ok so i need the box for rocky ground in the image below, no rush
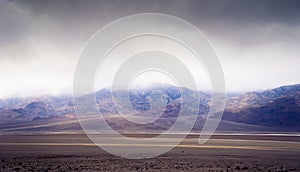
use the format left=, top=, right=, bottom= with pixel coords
left=0, top=134, right=299, bottom=172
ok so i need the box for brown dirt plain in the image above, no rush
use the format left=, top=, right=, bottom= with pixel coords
left=0, top=134, right=299, bottom=172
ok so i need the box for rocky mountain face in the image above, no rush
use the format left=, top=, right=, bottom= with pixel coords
left=0, top=97, right=74, bottom=124
left=224, top=97, right=300, bottom=128
left=223, top=85, right=300, bottom=129
left=95, top=85, right=210, bottom=117
left=0, top=84, right=299, bottom=131
left=225, top=85, right=300, bottom=110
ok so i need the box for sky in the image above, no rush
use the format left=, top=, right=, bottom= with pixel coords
left=0, top=0, right=300, bottom=97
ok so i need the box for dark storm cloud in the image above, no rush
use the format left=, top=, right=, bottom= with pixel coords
left=2, top=0, right=299, bottom=47
left=12, top=0, right=300, bottom=24
left=0, top=0, right=300, bottom=96
left=0, top=1, right=30, bottom=46
left=3, top=0, right=299, bottom=50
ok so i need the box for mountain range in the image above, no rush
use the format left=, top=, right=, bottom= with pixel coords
left=0, top=84, right=299, bottom=133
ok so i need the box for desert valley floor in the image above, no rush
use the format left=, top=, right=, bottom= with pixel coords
left=0, top=134, right=299, bottom=172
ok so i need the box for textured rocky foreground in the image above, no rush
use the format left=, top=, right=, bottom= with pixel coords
left=0, top=134, right=299, bottom=172
left=0, top=154, right=298, bottom=172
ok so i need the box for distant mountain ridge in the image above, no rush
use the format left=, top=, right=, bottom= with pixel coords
left=223, top=84, right=300, bottom=129
left=226, top=84, right=300, bottom=111
left=0, top=84, right=299, bottom=132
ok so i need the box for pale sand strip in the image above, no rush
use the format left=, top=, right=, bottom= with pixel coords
left=0, top=141, right=299, bottom=151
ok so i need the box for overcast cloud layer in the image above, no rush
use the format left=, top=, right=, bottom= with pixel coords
left=0, top=0, right=300, bottom=97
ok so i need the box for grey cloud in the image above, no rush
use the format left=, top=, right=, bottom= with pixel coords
left=0, top=0, right=299, bottom=96
left=0, top=1, right=31, bottom=46
left=7, top=0, right=300, bottom=50
left=12, top=0, right=300, bottom=24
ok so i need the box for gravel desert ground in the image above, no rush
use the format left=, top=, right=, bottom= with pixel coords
left=0, top=134, right=299, bottom=172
